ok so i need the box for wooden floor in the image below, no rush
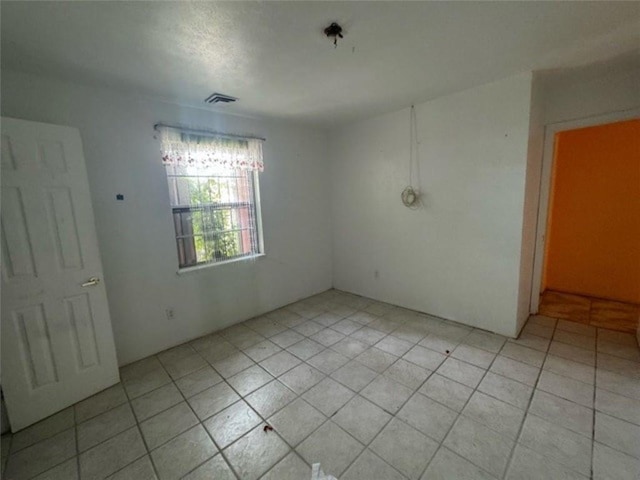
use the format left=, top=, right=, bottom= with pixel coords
left=538, top=290, right=640, bottom=334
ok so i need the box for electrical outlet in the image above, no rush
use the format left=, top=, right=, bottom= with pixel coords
left=165, top=308, right=174, bottom=320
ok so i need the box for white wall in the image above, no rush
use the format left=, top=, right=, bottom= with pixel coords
left=516, top=74, right=545, bottom=334
left=1, top=70, right=332, bottom=366
left=542, top=62, right=640, bottom=124
left=329, top=73, right=533, bottom=337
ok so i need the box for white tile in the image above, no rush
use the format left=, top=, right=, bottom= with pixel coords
left=5, top=429, right=76, bottom=480
left=519, top=414, right=592, bottom=476
left=490, top=356, right=539, bottom=386
left=522, top=322, right=555, bottom=340
left=444, top=416, right=513, bottom=478
left=198, top=342, right=238, bottom=364
left=182, top=454, right=235, bottom=480
left=157, top=344, right=195, bottom=365
left=548, top=341, right=595, bottom=366
left=302, top=377, right=355, bottom=416
left=203, top=400, right=261, bottom=448
left=163, top=353, right=208, bottom=380
left=278, top=363, right=326, bottom=394
left=122, top=367, right=172, bottom=399
left=398, top=393, right=457, bottom=442
left=597, top=369, right=640, bottom=400
left=268, top=398, right=326, bottom=446
left=131, top=383, right=183, bottom=422
left=270, top=330, right=305, bottom=349
left=260, top=350, right=302, bottom=376
left=330, top=337, right=369, bottom=358
left=210, top=351, right=255, bottom=378
left=342, top=449, right=407, bottom=480
left=189, top=333, right=225, bottom=353
left=554, top=330, right=596, bottom=351
left=597, top=353, right=640, bottom=379
left=243, top=340, right=282, bottom=362
left=437, top=357, right=485, bottom=388
left=106, top=456, right=155, bottom=480
left=245, top=380, right=297, bottom=418
left=297, top=422, right=364, bottom=478
left=332, top=318, right=363, bottom=335
left=537, top=370, right=594, bottom=407
left=370, top=419, right=438, bottom=479
left=174, top=367, right=222, bottom=398
left=598, top=341, right=640, bottom=363
left=451, top=344, right=495, bottom=369
left=506, top=444, right=588, bottom=480
left=529, top=390, right=593, bottom=437
left=80, top=427, right=146, bottom=480
left=227, top=364, right=273, bottom=396
left=361, top=375, right=413, bottom=414
left=355, top=347, right=398, bottom=373
left=391, top=323, right=429, bottom=344
left=75, top=384, right=128, bottom=423
left=598, top=330, right=637, bottom=347
left=596, top=388, right=640, bottom=425
left=556, top=320, right=595, bottom=337
left=375, top=336, right=413, bottom=356
left=462, top=391, right=525, bottom=439
left=308, top=349, right=349, bottom=374
left=509, top=333, right=550, bottom=353
left=350, top=327, right=386, bottom=345
left=333, top=396, right=392, bottom=444
left=120, top=356, right=163, bottom=382
left=10, top=407, right=74, bottom=453
left=477, top=372, right=532, bottom=410
left=331, top=360, right=378, bottom=391
left=463, top=331, right=506, bottom=353
left=286, top=338, right=325, bottom=360
left=140, top=402, right=198, bottom=450
left=311, top=328, right=346, bottom=347
left=403, top=345, right=447, bottom=370
left=224, top=425, right=290, bottom=480
left=187, top=382, right=240, bottom=421
left=544, top=354, right=594, bottom=385
left=383, top=358, right=431, bottom=390
left=261, top=452, right=311, bottom=480
left=293, top=320, right=325, bottom=337
left=228, top=330, right=266, bottom=350
left=419, top=374, right=473, bottom=412
left=419, top=334, right=459, bottom=355
left=32, top=458, right=78, bottom=480
left=313, top=312, right=343, bottom=327
left=528, top=315, right=557, bottom=329
left=422, top=447, right=496, bottom=480
left=595, top=412, right=640, bottom=459
left=500, top=342, right=545, bottom=367
left=593, top=442, right=640, bottom=480
left=151, top=425, right=217, bottom=480
left=248, top=318, right=288, bottom=338
left=78, top=403, right=136, bottom=452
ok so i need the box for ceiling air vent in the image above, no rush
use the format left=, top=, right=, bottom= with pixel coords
left=204, top=93, right=237, bottom=104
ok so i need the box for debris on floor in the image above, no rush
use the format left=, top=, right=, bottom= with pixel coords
left=263, top=424, right=274, bottom=433
left=311, top=463, right=338, bottom=480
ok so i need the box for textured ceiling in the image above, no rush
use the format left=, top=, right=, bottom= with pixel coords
left=1, top=1, right=639, bottom=127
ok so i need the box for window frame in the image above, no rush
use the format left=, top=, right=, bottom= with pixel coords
left=167, top=167, right=265, bottom=274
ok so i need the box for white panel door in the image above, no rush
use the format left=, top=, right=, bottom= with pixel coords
left=1, top=117, right=119, bottom=431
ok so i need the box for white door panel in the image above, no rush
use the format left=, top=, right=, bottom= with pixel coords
left=1, top=117, right=119, bottom=431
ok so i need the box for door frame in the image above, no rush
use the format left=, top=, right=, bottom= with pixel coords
left=529, top=107, right=640, bottom=313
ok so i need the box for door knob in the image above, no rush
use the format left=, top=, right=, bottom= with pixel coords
left=81, top=276, right=100, bottom=287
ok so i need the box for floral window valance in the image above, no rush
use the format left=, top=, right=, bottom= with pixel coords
left=159, top=126, right=264, bottom=172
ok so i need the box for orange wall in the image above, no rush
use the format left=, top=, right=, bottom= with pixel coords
left=543, top=119, right=640, bottom=303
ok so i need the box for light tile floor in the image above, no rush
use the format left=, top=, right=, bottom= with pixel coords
left=2, top=289, right=639, bottom=480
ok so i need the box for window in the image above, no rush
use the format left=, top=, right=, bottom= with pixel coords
left=159, top=126, right=264, bottom=269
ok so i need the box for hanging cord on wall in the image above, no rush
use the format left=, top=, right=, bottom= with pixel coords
left=402, top=105, right=421, bottom=208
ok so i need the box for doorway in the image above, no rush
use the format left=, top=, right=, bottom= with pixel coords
left=531, top=112, right=640, bottom=333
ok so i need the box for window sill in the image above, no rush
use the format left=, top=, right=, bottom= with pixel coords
left=176, top=253, right=265, bottom=275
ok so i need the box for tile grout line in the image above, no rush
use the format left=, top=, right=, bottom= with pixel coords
left=499, top=316, right=557, bottom=480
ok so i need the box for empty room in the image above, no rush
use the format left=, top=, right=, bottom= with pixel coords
left=1, top=1, right=639, bottom=479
